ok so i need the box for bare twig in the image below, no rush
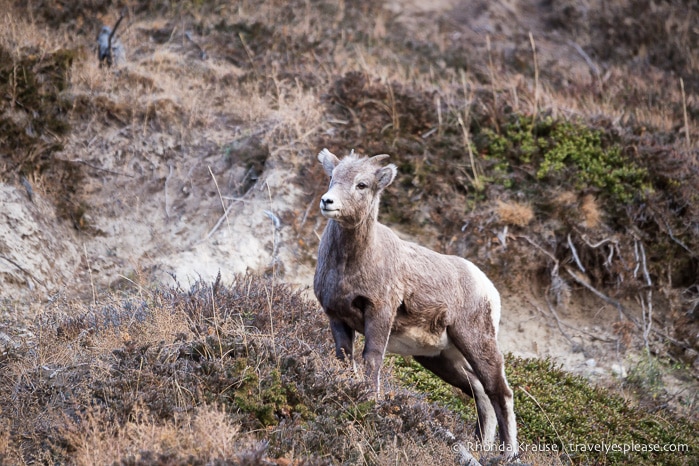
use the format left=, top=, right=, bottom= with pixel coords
left=184, top=31, right=207, bottom=59
left=204, top=199, right=243, bottom=241
left=20, top=176, right=34, bottom=203
left=100, top=9, right=126, bottom=68
left=537, top=298, right=577, bottom=348
left=681, top=77, right=691, bottom=148
left=636, top=240, right=653, bottom=356
left=107, top=13, right=125, bottom=65
left=0, top=254, right=46, bottom=288
left=164, top=163, right=173, bottom=219
left=565, top=266, right=636, bottom=324
left=577, top=233, right=616, bottom=249
left=519, top=387, right=572, bottom=463
left=435, top=93, right=442, bottom=138
left=658, top=216, right=695, bottom=256
left=565, top=266, right=690, bottom=349
left=458, top=70, right=482, bottom=191
left=67, top=159, right=134, bottom=178
left=208, top=166, right=231, bottom=235
left=529, top=32, right=539, bottom=122
left=577, top=232, right=618, bottom=267
left=486, top=35, right=498, bottom=114
left=516, top=235, right=558, bottom=267
left=238, top=32, right=257, bottom=74
left=83, top=244, right=96, bottom=306
left=567, top=40, right=600, bottom=78
left=567, top=233, right=585, bottom=273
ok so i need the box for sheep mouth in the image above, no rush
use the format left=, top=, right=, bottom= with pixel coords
left=320, top=207, right=340, bottom=218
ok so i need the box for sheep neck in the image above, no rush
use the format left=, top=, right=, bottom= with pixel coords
left=327, top=214, right=377, bottom=262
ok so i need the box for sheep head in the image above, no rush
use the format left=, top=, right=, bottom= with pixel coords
left=317, top=148, right=397, bottom=227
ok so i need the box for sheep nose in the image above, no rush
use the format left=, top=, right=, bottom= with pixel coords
left=321, top=197, right=333, bottom=206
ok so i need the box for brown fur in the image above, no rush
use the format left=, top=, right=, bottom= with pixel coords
left=313, top=149, right=518, bottom=458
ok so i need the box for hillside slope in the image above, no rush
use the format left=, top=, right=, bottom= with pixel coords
left=1, top=0, right=698, bottom=464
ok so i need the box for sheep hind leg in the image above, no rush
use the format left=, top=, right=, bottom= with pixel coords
left=413, top=352, right=497, bottom=445
left=446, top=326, right=519, bottom=459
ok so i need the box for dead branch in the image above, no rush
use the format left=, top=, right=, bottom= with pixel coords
left=67, top=159, right=134, bottom=178
left=636, top=239, right=653, bottom=355
left=565, top=266, right=690, bottom=349
left=659, top=216, right=695, bottom=256
left=184, top=31, right=208, bottom=60
left=565, top=266, right=638, bottom=325
left=567, top=40, right=601, bottom=78
left=576, top=231, right=618, bottom=268
left=517, top=235, right=558, bottom=269
left=567, top=233, right=585, bottom=273
left=0, top=254, right=47, bottom=289
left=538, top=298, right=577, bottom=348
left=204, top=198, right=243, bottom=241
left=100, top=10, right=126, bottom=68
left=164, top=163, right=173, bottom=219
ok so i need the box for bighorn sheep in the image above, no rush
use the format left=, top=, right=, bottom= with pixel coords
left=313, top=148, right=518, bottom=458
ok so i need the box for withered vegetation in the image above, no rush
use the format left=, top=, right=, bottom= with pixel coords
left=0, top=276, right=465, bottom=465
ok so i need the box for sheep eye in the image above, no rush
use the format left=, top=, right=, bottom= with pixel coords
left=356, top=182, right=368, bottom=190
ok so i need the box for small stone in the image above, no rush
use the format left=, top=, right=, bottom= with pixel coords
left=611, top=363, right=627, bottom=378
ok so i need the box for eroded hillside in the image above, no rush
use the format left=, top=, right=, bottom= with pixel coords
left=1, top=0, right=698, bottom=464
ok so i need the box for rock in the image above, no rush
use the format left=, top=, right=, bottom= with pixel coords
left=611, top=364, right=627, bottom=378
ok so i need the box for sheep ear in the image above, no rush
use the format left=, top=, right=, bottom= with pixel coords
left=376, top=164, right=397, bottom=190
left=318, top=148, right=339, bottom=176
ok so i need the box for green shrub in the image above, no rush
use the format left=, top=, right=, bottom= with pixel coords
left=478, top=115, right=651, bottom=203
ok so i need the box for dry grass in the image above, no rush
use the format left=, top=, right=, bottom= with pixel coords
left=496, top=200, right=535, bottom=227
left=72, top=404, right=247, bottom=465
left=0, top=275, right=474, bottom=465
left=580, top=194, right=602, bottom=229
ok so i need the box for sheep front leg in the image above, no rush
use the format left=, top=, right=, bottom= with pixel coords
left=362, top=306, right=394, bottom=398
left=330, top=318, right=356, bottom=373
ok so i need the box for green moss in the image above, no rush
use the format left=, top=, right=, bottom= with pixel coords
left=341, top=400, right=376, bottom=423
left=624, top=353, right=665, bottom=398
left=536, top=123, right=650, bottom=203
left=232, top=363, right=312, bottom=427
left=394, top=354, right=697, bottom=465
left=391, top=356, right=476, bottom=422
left=477, top=114, right=651, bottom=204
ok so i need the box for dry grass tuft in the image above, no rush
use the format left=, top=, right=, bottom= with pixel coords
left=73, top=404, right=248, bottom=466
left=496, top=200, right=535, bottom=227
left=580, top=194, right=602, bottom=229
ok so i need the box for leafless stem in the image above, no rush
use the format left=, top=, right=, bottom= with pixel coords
left=0, top=254, right=46, bottom=289
left=681, top=77, right=691, bottom=148
left=164, top=163, right=173, bottom=219
left=529, top=32, right=539, bottom=122
left=567, top=40, right=600, bottom=78
left=106, top=10, right=126, bottom=67
left=205, top=166, right=233, bottom=240
left=636, top=240, right=653, bottom=356
left=567, top=233, right=585, bottom=273
left=458, top=71, right=481, bottom=191
left=544, top=298, right=576, bottom=347
left=486, top=35, right=498, bottom=109
left=83, top=244, right=97, bottom=306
